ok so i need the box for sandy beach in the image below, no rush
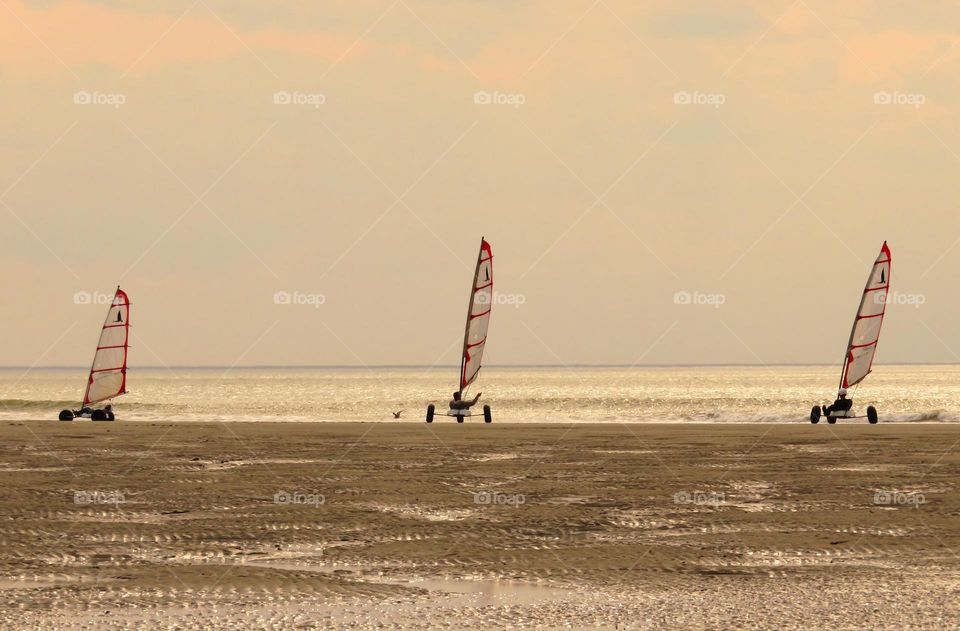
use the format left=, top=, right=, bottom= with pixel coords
left=2, top=420, right=959, bottom=629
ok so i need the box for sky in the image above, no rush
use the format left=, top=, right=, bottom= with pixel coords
left=2, top=0, right=959, bottom=368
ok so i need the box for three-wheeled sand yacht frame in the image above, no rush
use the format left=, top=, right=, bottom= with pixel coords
left=810, top=404, right=878, bottom=425
left=426, top=402, right=492, bottom=424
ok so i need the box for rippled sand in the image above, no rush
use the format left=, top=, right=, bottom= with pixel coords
left=2, top=421, right=959, bottom=629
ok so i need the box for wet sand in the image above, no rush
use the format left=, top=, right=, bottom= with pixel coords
left=2, top=421, right=960, bottom=629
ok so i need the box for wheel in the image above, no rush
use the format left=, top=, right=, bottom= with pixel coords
left=91, top=409, right=109, bottom=421
left=58, top=410, right=74, bottom=421
left=426, top=404, right=434, bottom=423
left=810, top=406, right=821, bottom=424
left=483, top=405, right=492, bottom=423
left=457, top=416, right=464, bottom=423
left=867, top=406, right=878, bottom=424
left=827, top=416, right=837, bottom=424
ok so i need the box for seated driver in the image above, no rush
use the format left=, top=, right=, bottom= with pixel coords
left=449, top=391, right=482, bottom=410
left=822, top=388, right=853, bottom=417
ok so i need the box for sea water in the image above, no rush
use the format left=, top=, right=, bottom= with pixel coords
left=0, top=365, right=957, bottom=423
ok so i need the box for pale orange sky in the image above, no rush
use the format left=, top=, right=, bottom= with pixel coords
left=2, top=0, right=959, bottom=367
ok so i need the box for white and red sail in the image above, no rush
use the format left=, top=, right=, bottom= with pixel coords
left=83, top=287, right=131, bottom=406
left=460, top=239, right=493, bottom=392
left=839, top=242, right=890, bottom=391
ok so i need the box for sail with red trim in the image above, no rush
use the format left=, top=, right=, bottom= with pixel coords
left=459, top=238, right=493, bottom=392
left=839, top=242, right=890, bottom=391
left=83, top=287, right=130, bottom=406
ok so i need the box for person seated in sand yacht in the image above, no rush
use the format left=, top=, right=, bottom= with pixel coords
left=104, top=404, right=115, bottom=420
left=449, top=391, right=482, bottom=410
left=822, top=388, right=854, bottom=417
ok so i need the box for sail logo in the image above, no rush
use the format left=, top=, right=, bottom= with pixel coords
left=274, top=290, right=326, bottom=308
left=873, top=291, right=925, bottom=308
left=874, top=491, right=924, bottom=508
left=273, top=91, right=326, bottom=108
left=673, top=90, right=725, bottom=108
left=873, top=91, right=925, bottom=108
left=473, top=90, right=526, bottom=108
left=673, top=290, right=726, bottom=308
left=73, top=91, right=126, bottom=108
left=74, top=290, right=116, bottom=306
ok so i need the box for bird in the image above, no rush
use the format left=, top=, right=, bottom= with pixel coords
left=392, top=410, right=404, bottom=419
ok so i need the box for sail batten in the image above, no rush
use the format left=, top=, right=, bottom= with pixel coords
left=459, top=239, right=493, bottom=392
left=83, top=287, right=130, bottom=406
left=839, top=242, right=890, bottom=392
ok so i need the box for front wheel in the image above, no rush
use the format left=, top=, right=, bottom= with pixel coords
left=426, top=404, right=434, bottom=423
left=827, top=416, right=837, bottom=424
left=483, top=405, right=492, bottom=423
left=867, top=406, right=878, bottom=424
left=58, top=410, right=74, bottom=421
left=810, top=406, right=821, bottom=424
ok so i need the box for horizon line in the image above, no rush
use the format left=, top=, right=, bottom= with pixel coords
left=1, top=362, right=958, bottom=370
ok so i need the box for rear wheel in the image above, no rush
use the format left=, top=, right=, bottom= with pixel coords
left=483, top=405, right=492, bottom=423
left=867, top=405, right=878, bottom=424
left=58, top=410, right=74, bottom=421
left=827, top=416, right=837, bottom=424
left=810, top=406, right=821, bottom=424
left=91, top=409, right=109, bottom=421
left=426, top=404, right=434, bottom=423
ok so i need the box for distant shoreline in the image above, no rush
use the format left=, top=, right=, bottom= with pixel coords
left=1, top=362, right=959, bottom=371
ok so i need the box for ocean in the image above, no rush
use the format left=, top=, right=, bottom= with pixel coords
left=0, top=365, right=957, bottom=423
